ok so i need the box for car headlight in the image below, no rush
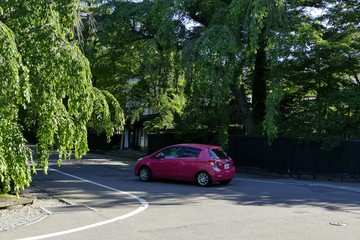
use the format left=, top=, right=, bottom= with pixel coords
left=136, top=157, right=144, bottom=163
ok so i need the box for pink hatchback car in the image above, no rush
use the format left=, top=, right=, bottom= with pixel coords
left=134, top=143, right=236, bottom=186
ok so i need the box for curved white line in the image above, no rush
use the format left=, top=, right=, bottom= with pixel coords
left=18, top=168, right=149, bottom=240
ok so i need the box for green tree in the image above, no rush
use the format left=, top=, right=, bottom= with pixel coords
left=82, top=0, right=296, bottom=143
left=0, top=18, right=33, bottom=194
left=0, top=0, right=124, bottom=194
left=179, top=0, right=288, bottom=141
left=84, top=0, right=186, bottom=132
left=180, top=0, right=359, bottom=147
left=274, top=0, right=360, bottom=147
left=82, top=0, right=359, bottom=148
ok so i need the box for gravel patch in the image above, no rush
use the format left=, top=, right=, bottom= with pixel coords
left=0, top=187, right=68, bottom=232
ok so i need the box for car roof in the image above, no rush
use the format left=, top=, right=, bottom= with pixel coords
left=170, top=143, right=221, bottom=149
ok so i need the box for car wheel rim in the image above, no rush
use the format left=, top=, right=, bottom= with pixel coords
left=140, top=169, right=149, bottom=180
left=198, top=173, right=209, bottom=186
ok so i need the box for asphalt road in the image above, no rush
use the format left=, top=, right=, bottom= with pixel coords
left=3, top=153, right=360, bottom=240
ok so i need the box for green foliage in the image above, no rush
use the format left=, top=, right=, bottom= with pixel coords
left=83, top=0, right=359, bottom=149
left=180, top=22, right=238, bottom=143
left=4, top=0, right=96, bottom=170
left=89, top=88, right=125, bottom=141
left=275, top=1, right=360, bottom=148
left=0, top=22, right=33, bottom=194
left=282, top=87, right=360, bottom=149
left=0, top=0, right=124, bottom=194
left=85, top=0, right=186, bottom=132
left=179, top=0, right=289, bottom=140
left=263, top=80, right=283, bottom=141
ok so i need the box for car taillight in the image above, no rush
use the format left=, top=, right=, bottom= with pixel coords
left=209, top=160, right=219, bottom=168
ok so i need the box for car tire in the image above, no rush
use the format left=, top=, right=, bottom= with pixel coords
left=219, top=179, right=232, bottom=185
left=196, top=172, right=211, bottom=186
left=139, top=167, right=152, bottom=182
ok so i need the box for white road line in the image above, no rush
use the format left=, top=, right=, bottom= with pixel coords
left=18, top=168, right=149, bottom=240
left=235, top=177, right=360, bottom=193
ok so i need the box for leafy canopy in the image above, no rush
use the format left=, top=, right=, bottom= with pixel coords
left=0, top=0, right=124, bottom=194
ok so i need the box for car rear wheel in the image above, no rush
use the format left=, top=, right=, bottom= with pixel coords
left=139, top=167, right=152, bottom=182
left=219, top=179, right=232, bottom=185
left=196, top=172, right=211, bottom=186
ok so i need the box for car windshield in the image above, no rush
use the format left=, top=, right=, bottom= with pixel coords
left=209, top=148, right=228, bottom=159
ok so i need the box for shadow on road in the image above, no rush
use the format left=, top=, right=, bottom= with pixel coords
left=32, top=152, right=360, bottom=215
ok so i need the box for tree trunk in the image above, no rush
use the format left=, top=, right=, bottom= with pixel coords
left=252, top=28, right=267, bottom=126
left=231, top=82, right=255, bottom=135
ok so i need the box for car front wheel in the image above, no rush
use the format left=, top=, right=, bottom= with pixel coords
left=196, top=172, right=211, bottom=186
left=139, top=167, right=152, bottom=182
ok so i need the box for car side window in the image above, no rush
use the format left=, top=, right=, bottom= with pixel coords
left=159, top=147, right=182, bottom=158
left=181, top=147, right=201, bottom=158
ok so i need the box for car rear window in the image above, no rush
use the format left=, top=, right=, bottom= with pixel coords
left=209, top=148, right=228, bottom=159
